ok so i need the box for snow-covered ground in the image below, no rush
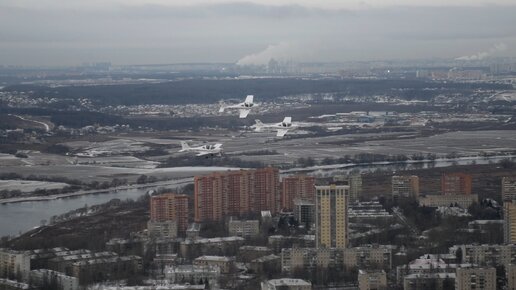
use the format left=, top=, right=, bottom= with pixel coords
left=0, top=180, right=69, bottom=193
left=65, top=139, right=150, bottom=156
left=75, top=156, right=160, bottom=169
left=0, top=164, right=240, bottom=183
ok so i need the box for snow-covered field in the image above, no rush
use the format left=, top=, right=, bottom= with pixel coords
left=0, top=165, right=239, bottom=183
left=65, top=139, right=150, bottom=156
left=0, top=180, right=69, bottom=193
left=75, top=156, right=160, bottom=169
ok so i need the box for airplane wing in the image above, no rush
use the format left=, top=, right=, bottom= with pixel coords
left=196, top=151, right=211, bottom=156
left=239, top=109, right=251, bottom=118
left=245, top=95, right=254, bottom=103
left=276, top=129, right=289, bottom=137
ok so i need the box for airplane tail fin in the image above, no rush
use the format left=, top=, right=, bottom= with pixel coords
left=245, top=95, right=254, bottom=104
left=218, top=100, right=226, bottom=113
left=179, top=141, right=190, bottom=152
left=254, top=119, right=263, bottom=131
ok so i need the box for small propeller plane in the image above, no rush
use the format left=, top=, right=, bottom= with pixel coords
left=179, top=141, right=223, bottom=157
left=251, top=117, right=296, bottom=137
left=219, top=95, right=256, bottom=118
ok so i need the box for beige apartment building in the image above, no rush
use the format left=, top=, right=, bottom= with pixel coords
left=358, top=269, right=387, bottom=290
left=503, top=177, right=516, bottom=201
left=505, top=201, right=516, bottom=244
left=315, top=184, right=349, bottom=249
left=392, top=175, right=419, bottom=198
left=455, top=267, right=496, bottom=290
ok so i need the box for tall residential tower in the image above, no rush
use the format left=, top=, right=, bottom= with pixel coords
left=315, top=184, right=349, bottom=249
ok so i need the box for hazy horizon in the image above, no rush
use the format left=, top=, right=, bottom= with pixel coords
left=1, top=0, right=516, bottom=66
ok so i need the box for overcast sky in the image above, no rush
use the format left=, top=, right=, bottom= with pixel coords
left=1, top=0, right=515, bottom=66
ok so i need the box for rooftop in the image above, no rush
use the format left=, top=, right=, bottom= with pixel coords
left=252, top=254, right=280, bottom=263
left=182, top=236, right=244, bottom=245
left=0, top=278, right=30, bottom=289
left=165, top=265, right=221, bottom=274
left=405, top=273, right=456, bottom=279
left=194, top=256, right=234, bottom=262
left=265, top=278, right=311, bottom=286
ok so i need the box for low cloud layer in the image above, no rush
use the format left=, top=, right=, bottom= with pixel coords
left=0, top=1, right=515, bottom=65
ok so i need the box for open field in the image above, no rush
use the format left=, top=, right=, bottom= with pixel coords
left=0, top=164, right=238, bottom=183
left=0, top=180, right=69, bottom=193
left=1, top=130, right=515, bottom=183
left=159, top=130, right=516, bottom=165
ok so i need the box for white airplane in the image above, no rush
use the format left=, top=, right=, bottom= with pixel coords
left=179, top=141, right=223, bottom=157
left=252, top=117, right=297, bottom=137
left=219, top=95, right=256, bottom=118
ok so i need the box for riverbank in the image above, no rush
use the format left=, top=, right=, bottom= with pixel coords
left=5, top=199, right=149, bottom=250
left=0, top=178, right=192, bottom=205
left=2, top=155, right=513, bottom=204
left=282, top=154, right=516, bottom=174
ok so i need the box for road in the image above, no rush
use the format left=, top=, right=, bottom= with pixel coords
left=9, top=114, right=51, bottom=132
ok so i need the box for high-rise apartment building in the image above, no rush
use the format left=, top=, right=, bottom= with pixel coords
left=253, top=167, right=281, bottom=213
left=442, top=173, right=472, bottom=195
left=503, top=177, right=516, bottom=201
left=281, top=175, right=315, bottom=210
left=150, top=193, right=189, bottom=233
left=348, top=174, right=363, bottom=202
left=294, top=199, right=315, bottom=227
left=505, top=200, right=516, bottom=244
left=392, top=175, right=419, bottom=198
left=315, top=184, right=349, bottom=249
left=334, top=174, right=363, bottom=202
left=194, top=168, right=280, bottom=222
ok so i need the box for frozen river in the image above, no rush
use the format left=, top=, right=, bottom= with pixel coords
left=0, top=188, right=149, bottom=237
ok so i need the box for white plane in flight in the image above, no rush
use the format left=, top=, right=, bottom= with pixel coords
left=219, top=95, right=256, bottom=118
left=179, top=141, right=223, bottom=157
left=252, top=117, right=297, bottom=137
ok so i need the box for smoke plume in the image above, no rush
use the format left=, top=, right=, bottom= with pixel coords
left=455, top=43, right=507, bottom=61
left=236, top=42, right=293, bottom=66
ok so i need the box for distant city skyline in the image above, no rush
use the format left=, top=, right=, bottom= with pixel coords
left=1, top=0, right=515, bottom=66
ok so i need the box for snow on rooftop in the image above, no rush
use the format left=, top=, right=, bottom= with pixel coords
left=266, top=278, right=311, bottom=286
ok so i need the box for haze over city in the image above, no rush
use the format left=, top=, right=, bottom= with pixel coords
left=1, top=0, right=516, bottom=65
left=2, top=0, right=516, bottom=290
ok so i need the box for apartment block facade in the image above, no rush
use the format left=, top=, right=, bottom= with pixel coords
left=315, top=185, right=349, bottom=249
left=194, top=168, right=280, bottom=222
